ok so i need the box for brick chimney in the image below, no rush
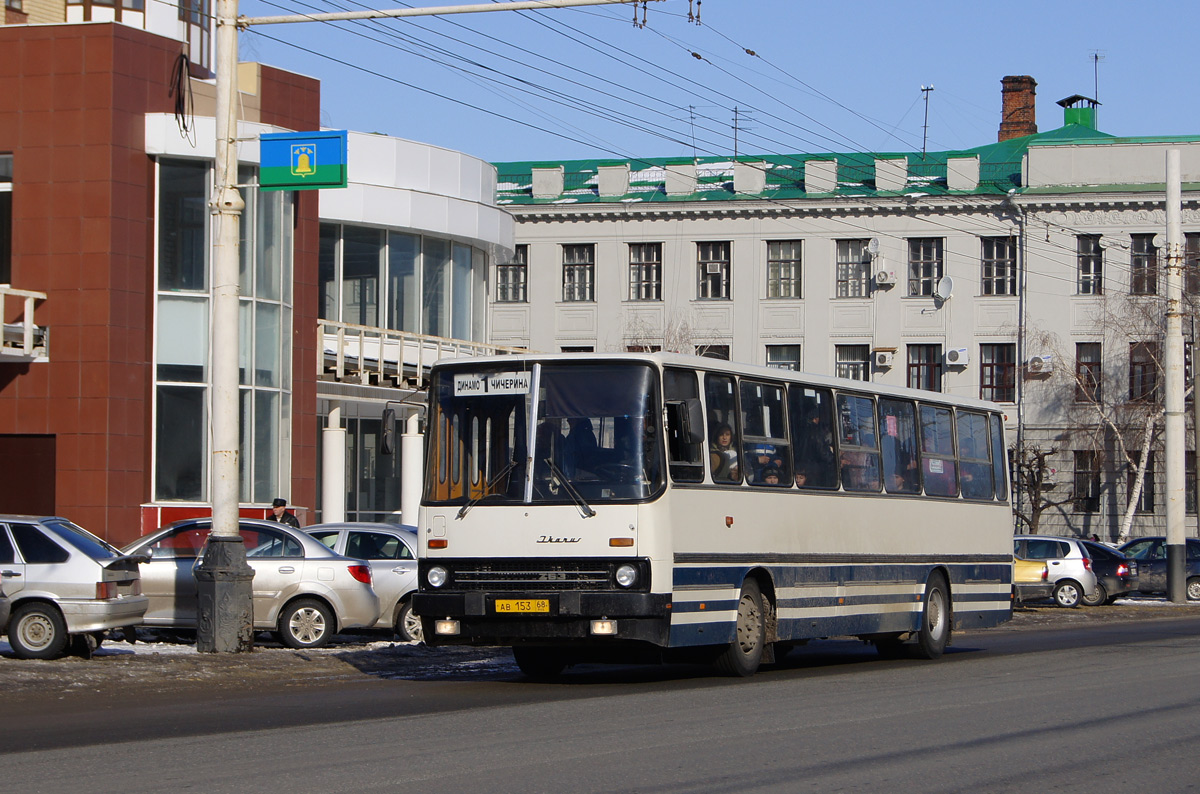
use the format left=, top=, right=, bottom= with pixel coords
left=998, top=75, right=1037, bottom=142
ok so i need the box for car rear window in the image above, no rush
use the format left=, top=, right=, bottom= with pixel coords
left=11, top=523, right=71, bottom=564
left=42, top=519, right=121, bottom=560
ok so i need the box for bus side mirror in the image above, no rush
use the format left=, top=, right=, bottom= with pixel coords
left=380, top=407, right=396, bottom=455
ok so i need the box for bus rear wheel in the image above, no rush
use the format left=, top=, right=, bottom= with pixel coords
left=913, top=572, right=951, bottom=660
left=512, top=646, right=567, bottom=680
left=714, top=579, right=766, bottom=677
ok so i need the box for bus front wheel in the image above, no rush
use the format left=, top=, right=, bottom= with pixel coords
left=913, top=572, right=951, bottom=660
left=714, top=579, right=766, bottom=677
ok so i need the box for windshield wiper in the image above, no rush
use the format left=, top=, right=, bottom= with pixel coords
left=456, top=459, right=517, bottom=520
left=546, top=458, right=596, bottom=519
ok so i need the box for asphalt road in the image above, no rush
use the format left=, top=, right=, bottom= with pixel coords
left=4, top=608, right=1200, bottom=793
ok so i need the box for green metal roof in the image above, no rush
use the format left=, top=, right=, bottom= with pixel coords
left=493, top=123, right=1121, bottom=206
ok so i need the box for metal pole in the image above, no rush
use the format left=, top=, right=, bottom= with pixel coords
left=196, top=0, right=255, bottom=653
left=1165, top=149, right=1187, bottom=602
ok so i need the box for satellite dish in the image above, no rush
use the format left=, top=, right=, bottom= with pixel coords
left=934, top=276, right=955, bottom=301
left=867, top=238, right=880, bottom=257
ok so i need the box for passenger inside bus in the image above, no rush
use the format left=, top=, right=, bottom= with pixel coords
left=709, top=423, right=740, bottom=481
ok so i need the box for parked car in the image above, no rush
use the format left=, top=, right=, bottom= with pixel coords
left=1079, top=540, right=1138, bottom=606
left=1116, top=536, right=1200, bottom=600
left=0, top=515, right=148, bottom=659
left=1013, top=535, right=1099, bottom=608
left=1012, top=558, right=1052, bottom=605
left=307, top=523, right=421, bottom=642
left=121, top=518, right=380, bottom=648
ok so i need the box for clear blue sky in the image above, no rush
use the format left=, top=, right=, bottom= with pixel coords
left=236, top=0, right=1200, bottom=163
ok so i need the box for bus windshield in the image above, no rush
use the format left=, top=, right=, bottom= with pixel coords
left=425, top=362, right=665, bottom=506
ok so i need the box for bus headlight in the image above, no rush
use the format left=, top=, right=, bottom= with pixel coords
left=427, top=566, right=448, bottom=588
left=615, top=563, right=638, bottom=588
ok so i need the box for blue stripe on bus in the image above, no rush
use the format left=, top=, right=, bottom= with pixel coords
left=672, top=562, right=1012, bottom=589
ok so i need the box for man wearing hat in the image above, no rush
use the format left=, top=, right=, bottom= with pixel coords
left=268, top=497, right=301, bottom=528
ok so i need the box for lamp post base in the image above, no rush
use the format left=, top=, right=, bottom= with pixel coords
left=195, top=535, right=255, bottom=653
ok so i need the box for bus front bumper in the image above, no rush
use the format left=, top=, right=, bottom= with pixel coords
left=412, top=591, right=672, bottom=646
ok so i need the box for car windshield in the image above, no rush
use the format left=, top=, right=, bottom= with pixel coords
left=425, top=362, right=665, bottom=506
left=41, top=519, right=121, bottom=560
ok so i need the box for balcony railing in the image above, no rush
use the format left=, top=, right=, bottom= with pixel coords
left=1, top=286, right=48, bottom=363
left=319, top=320, right=526, bottom=389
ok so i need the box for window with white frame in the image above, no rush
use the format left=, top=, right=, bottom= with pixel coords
left=1077, top=234, right=1103, bottom=294
left=1186, top=233, right=1200, bottom=295
left=907, top=238, right=943, bottom=297
left=835, top=344, right=870, bottom=381
left=496, top=244, right=527, bottom=303
left=766, top=240, right=801, bottom=298
left=628, top=242, right=662, bottom=301
left=562, top=244, right=595, bottom=302
left=836, top=239, right=871, bottom=298
left=981, top=236, right=1017, bottom=296
left=1130, top=233, right=1158, bottom=295
left=979, top=343, right=1016, bottom=402
left=766, top=345, right=801, bottom=371
left=697, top=241, right=731, bottom=300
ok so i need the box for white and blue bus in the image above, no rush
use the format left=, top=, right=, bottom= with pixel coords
left=412, top=353, right=1012, bottom=677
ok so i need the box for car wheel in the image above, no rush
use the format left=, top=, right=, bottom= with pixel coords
left=511, top=646, right=567, bottom=680
left=278, top=598, right=334, bottom=649
left=714, top=579, right=766, bottom=677
left=913, top=572, right=952, bottom=660
left=1081, top=583, right=1108, bottom=607
left=9, top=602, right=70, bottom=660
left=396, top=600, right=423, bottom=643
left=1187, top=577, right=1200, bottom=601
left=1053, top=580, right=1083, bottom=608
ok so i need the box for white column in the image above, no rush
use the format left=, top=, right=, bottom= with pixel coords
left=400, top=407, right=424, bottom=526
left=322, top=402, right=348, bottom=524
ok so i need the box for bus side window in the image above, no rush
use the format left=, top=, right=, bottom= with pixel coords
left=919, top=405, right=958, bottom=497
left=990, top=413, right=1009, bottom=501
left=741, top=380, right=791, bottom=487
left=789, top=386, right=837, bottom=489
left=957, top=411, right=994, bottom=500
left=664, top=368, right=705, bottom=483
left=879, top=399, right=920, bottom=494
left=836, top=393, right=881, bottom=492
left=705, top=374, right=742, bottom=483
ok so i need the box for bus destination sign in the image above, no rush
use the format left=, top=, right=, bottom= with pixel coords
left=454, top=371, right=531, bottom=396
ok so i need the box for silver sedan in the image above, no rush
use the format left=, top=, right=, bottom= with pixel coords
left=122, top=518, right=380, bottom=649
left=307, top=523, right=421, bottom=642
left=1, top=515, right=148, bottom=659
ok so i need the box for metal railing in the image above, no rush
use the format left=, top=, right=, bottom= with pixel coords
left=1, top=286, right=48, bottom=362
left=318, top=320, right=527, bottom=389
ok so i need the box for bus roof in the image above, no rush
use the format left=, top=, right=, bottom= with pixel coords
left=429, top=351, right=1008, bottom=415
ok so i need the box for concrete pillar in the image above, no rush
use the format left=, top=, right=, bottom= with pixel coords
left=400, top=407, right=424, bottom=526
left=322, top=402, right=347, bottom=524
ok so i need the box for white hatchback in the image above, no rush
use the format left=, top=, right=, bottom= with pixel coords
left=1013, top=535, right=1099, bottom=608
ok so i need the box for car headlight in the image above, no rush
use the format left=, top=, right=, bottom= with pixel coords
left=615, top=563, right=638, bottom=588
left=427, top=565, right=448, bottom=588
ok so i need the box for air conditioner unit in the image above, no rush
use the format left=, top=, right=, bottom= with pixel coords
left=945, top=347, right=969, bottom=366
left=874, top=350, right=895, bottom=368
left=1027, top=354, right=1053, bottom=373
left=705, top=262, right=723, bottom=274
left=874, top=269, right=897, bottom=287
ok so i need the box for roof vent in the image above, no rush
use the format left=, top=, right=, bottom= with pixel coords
left=1057, top=94, right=1100, bottom=131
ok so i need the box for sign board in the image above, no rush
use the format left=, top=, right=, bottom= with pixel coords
left=454, top=371, right=532, bottom=396
left=259, top=130, right=348, bottom=191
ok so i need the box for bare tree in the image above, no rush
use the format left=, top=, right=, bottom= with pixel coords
left=1011, top=442, right=1076, bottom=533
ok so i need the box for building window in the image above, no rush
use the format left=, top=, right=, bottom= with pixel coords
left=1130, top=233, right=1159, bottom=295
left=766, top=240, right=802, bottom=299
left=1188, top=451, right=1197, bottom=515
left=496, top=244, right=527, bottom=303
left=980, top=343, right=1016, bottom=402
left=560, top=345, right=594, bottom=353
left=1077, top=234, right=1103, bottom=295
left=1128, top=452, right=1155, bottom=514
left=1129, top=341, right=1159, bottom=402
left=697, top=241, right=731, bottom=300
left=628, top=243, right=662, bottom=301
left=562, top=244, right=595, bottom=302
left=7, top=0, right=23, bottom=11
left=0, top=154, right=11, bottom=285
left=1186, top=233, right=1200, bottom=295
left=835, top=344, right=870, bottom=381
left=907, top=344, right=943, bottom=392
left=1076, top=342, right=1102, bottom=402
left=696, top=344, right=730, bottom=360
left=766, top=345, right=801, bottom=371
left=836, top=239, right=871, bottom=298
left=1073, top=450, right=1101, bottom=513
left=907, top=238, right=943, bottom=297
left=981, top=236, right=1017, bottom=296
